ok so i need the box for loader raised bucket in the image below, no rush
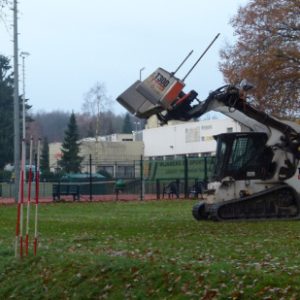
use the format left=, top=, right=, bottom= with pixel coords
left=116, top=81, right=162, bottom=119
left=117, top=68, right=185, bottom=119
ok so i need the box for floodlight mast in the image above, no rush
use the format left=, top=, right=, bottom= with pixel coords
left=20, top=51, right=30, bottom=140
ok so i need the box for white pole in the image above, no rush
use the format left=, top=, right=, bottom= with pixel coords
left=14, top=138, right=25, bottom=258
left=20, top=52, right=30, bottom=140
left=34, top=139, right=41, bottom=255
left=19, top=139, right=26, bottom=258
left=21, top=55, right=25, bottom=140
left=25, top=137, right=33, bottom=255
left=13, top=0, right=20, bottom=202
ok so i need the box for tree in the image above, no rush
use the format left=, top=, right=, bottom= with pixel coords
left=40, top=136, right=50, bottom=173
left=27, top=110, right=131, bottom=143
left=59, top=113, right=83, bottom=173
left=0, top=54, right=33, bottom=169
left=219, top=0, right=300, bottom=117
left=28, top=110, right=70, bottom=142
left=82, top=82, right=112, bottom=138
left=0, top=55, right=14, bottom=169
left=122, top=113, right=133, bottom=133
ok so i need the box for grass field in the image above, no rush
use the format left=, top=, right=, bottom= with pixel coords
left=1, top=200, right=300, bottom=299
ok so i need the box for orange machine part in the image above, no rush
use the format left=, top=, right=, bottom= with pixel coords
left=162, top=81, right=185, bottom=108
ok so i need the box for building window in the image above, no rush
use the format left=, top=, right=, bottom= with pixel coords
left=201, top=152, right=212, bottom=157
left=188, top=153, right=199, bottom=158
left=201, top=136, right=214, bottom=142
left=165, top=155, right=175, bottom=160
left=117, top=165, right=134, bottom=178
left=185, top=127, right=200, bottom=143
left=227, top=127, right=233, bottom=133
left=98, top=165, right=114, bottom=176
left=201, top=125, right=212, bottom=130
left=155, top=156, right=164, bottom=161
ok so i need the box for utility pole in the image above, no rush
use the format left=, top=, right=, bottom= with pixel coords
left=13, top=0, right=20, bottom=202
left=20, top=51, right=30, bottom=140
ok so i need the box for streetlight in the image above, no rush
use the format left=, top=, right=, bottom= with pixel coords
left=20, top=51, right=30, bottom=183
left=139, top=67, right=145, bottom=81
left=20, top=51, right=30, bottom=140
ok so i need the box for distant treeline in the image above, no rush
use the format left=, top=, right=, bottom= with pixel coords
left=27, top=110, right=144, bottom=143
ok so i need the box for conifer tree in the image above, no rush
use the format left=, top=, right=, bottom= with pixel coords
left=0, top=55, right=14, bottom=169
left=0, top=55, right=33, bottom=169
left=59, top=113, right=83, bottom=173
left=122, top=113, right=133, bottom=133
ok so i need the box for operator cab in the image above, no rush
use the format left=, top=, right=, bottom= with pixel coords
left=212, top=132, right=275, bottom=181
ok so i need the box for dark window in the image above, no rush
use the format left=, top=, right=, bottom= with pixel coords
left=117, top=165, right=134, bottom=178
left=213, top=132, right=272, bottom=180
left=98, top=165, right=114, bottom=176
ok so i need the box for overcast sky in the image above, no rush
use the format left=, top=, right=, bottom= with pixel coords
left=0, top=0, right=248, bottom=114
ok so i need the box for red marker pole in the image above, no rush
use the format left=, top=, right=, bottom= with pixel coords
left=25, top=137, right=33, bottom=256
left=15, top=191, right=21, bottom=257
left=33, top=139, right=41, bottom=256
left=15, top=139, right=26, bottom=258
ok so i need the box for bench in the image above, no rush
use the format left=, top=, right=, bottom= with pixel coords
left=162, top=181, right=179, bottom=199
left=52, top=184, right=80, bottom=201
left=189, top=181, right=204, bottom=199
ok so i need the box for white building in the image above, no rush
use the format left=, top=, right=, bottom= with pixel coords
left=48, top=118, right=243, bottom=175
left=143, top=117, right=242, bottom=159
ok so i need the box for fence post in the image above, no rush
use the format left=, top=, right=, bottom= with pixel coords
left=175, top=179, right=180, bottom=198
left=204, top=156, right=208, bottom=189
left=89, top=154, right=93, bottom=201
left=10, top=181, right=13, bottom=197
left=184, top=155, right=188, bottom=198
left=42, top=179, right=46, bottom=197
left=156, top=179, right=160, bottom=199
left=140, top=155, right=144, bottom=201
left=58, top=177, right=61, bottom=200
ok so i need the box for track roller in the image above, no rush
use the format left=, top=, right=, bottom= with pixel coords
left=192, top=202, right=208, bottom=221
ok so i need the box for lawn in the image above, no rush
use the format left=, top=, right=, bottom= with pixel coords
left=1, top=200, right=300, bottom=299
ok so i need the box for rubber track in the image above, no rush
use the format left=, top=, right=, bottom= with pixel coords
left=208, top=185, right=300, bottom=221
